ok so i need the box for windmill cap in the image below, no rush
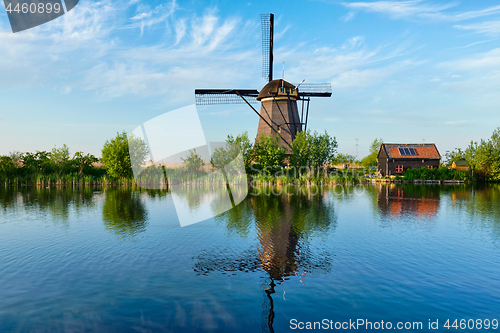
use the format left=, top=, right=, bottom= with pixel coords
left=257, top=79, right=296, bottom=101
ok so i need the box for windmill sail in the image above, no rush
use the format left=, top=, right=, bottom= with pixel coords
left=294, top=83, right=332, bottom=97
left=261, top=14, right=274, bottom=82
left=195, top=89, right=259, bottom=105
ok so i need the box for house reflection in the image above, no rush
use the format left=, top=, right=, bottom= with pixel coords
left=377, top=184, right=441, bottom=219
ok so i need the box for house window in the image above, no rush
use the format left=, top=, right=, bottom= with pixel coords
left=396, top=165, right=403, bottom=173
left=427, top=165, right=433, bottom=169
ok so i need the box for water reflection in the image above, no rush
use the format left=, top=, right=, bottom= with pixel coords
left=446, top=184, right=500, bottom=241
left=376, top=184, right=441, bottom=220
left=102, top=187, right=148, bottom=238
left=0, top=186, right=168, bottom=239
left=171, top=184, right=248, bottom=227
left=0, top=186, right=96, bottom=224
left=194, top=185, right=337, bottom=333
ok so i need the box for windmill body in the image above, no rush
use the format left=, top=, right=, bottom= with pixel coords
left=256, top=79, right=301, bottom=149
left=195, top=13, right=331, bottom=150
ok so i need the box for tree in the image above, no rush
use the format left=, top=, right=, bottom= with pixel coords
left=50, top=144, right=71, bottom=176
left=464, top=128, right=500, bottom=181
left=251, top=134, right=287, bottom=175
left=331, top=153, right=356, bottom=166
left=8, top=151, right=22, bottom=167
left=444, top=148, right=466, bottom=166
left=128, top=133, right=150, bottom=172
left=21, top=151, right=53, bottom=175
left=225, top=131, right=253, bottom=169
left=0, top=156, right=15, bottom=179
left=72, top=152, right=98, bottom=177
left=181, top=149, right=205, bottom=173
left=289, top=130, right=337, bottom=172
left=361, top=138, right=383, bottom=168
left=101, top=132, right=148, bottom=179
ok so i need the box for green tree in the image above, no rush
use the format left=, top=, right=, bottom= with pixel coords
left=50, top=144, right=70, bottom=176
left=181, top=149, right=205, bottom=173
left=465, top=128, right=500, bottom=181
left=0, top=156, right=15, bottom=179
left=72, top=152, right=98, bottom=177
left=101, top=132, right=148, bottom=179
left=22, top=151, right=53, bottom=175
left=225, top=131, right=253, bottom=169
left=444, top=148, right=466, bottom=166
left=289, top=130, right=337, bottom=172
left=361, top=138, right=383, bottom=168
left=128, top=133, right=150, bottom=171
left=251, top=134, right=287, bottom=175
left=331, top=153, right=356, bottom=166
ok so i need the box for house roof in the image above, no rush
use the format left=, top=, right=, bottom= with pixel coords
left=378, top=143, right=441, bottom=160
left=453, top=160, right=469, bottom=167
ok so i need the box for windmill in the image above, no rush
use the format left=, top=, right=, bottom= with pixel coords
left=195, top=14, right=332, bottom=150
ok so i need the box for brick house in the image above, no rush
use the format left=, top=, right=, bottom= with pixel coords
left=377, top=143, right=441, bottom=177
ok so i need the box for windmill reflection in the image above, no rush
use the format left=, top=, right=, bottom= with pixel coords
left=193, top=185, right=336, bottom=333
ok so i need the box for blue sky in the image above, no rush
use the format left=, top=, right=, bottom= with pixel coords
left=0, top=0, right=499, bottom=158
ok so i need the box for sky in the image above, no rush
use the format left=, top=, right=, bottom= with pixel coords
left=0, top=0, right=499, bottom=158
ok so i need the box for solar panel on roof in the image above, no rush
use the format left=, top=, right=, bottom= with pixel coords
left=398, top=147, right=417, bottom=156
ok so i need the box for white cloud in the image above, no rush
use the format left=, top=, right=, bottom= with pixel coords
left=454, top=20, right=500, bottom=36
left=343, top=1, right=500, bottom=22
left=343, top=1, right=455, bottom=19
left=340, top=11, right=356, bottom=22
left=444, top=120, right=467, bottom=126
left=440, top=48, right=500, bottom=70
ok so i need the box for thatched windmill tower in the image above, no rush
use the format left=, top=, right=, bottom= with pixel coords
left=195, top=14, right=332, bottom=150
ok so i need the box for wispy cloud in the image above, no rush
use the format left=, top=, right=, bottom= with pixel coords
left=440, top=48, right=500, bottom=70
left=454, top=21, right=500, bottom=36
left=340, top=11, right=356, bottom=22
left=125, top=1, right=177, bottom=33
left=343, top=1, right=500, bottom=22
left=444, top=120, right=467, bottom=126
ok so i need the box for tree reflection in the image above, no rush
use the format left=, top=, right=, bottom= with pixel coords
left=102, top=187, right=148, bottom=238
left=0, top=186, right=96, bottom=225
left=447, top=184, right=500, bottom=240
left=193, top=185, right=337, bottom=333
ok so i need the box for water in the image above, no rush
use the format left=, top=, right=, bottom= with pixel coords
left=1, top=184, right=500, bottom=332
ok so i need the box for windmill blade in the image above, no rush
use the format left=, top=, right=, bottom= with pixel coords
left=295, top=83, right=332, bottom=97
left=195, top=89, right=259, bottom=105
left=261, top=14, right=274, bottom=82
